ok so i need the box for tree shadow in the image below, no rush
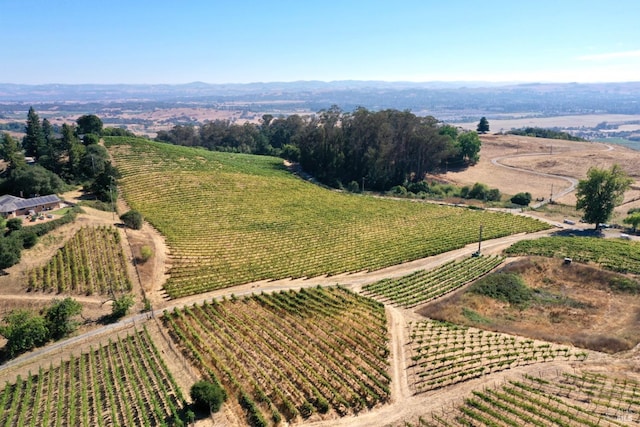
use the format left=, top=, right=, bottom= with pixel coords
left=551, top=228, right=603, bottom=238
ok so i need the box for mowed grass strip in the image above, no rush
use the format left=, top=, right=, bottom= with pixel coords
left=106, top=137, right=550, bottom=298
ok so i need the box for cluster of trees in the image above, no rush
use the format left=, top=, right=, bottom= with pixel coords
left=0, top=108, right=119, bottom=201
left=507, top=127, right=585, bottom=141
left=0, top=297, right=82, bottom=357
left=389, top=180, right=501, bottom=202
left=156, top=107, right=483, bottom=191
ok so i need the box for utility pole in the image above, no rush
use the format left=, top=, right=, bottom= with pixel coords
left=550, top=183, right=554, bottom=204
left=362, top=177, right=365, bottom=193
left=473, top=224, right=483, bottom=256
left=110, top=176, right=116, bottom=220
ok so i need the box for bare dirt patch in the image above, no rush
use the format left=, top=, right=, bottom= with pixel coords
left=419, top=256, right=640, bottom=353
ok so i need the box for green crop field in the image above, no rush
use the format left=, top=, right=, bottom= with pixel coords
left=0, top=327, right=186, bottom=427
left=363, top=255, right=505, bottom=308
left=26, top=226, right=131, bottom=295
left=163, top=286, right=389, bottom=425
left=505, top=236, right=640, bottom=275
left=106, top=137, right=550, bottom=298
left=395, top=369, right=640, bottom=426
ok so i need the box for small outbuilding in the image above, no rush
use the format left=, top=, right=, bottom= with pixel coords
left=0, top=194, right=62, bottom=219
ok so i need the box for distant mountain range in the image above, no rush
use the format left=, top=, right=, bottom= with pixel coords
left=1, top=81, right=640, bottom=119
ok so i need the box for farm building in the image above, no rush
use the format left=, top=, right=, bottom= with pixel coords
left=0, top=194, right=62, bottom=218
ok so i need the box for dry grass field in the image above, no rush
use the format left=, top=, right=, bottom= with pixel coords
left=439, top=134, right=640, bottom=220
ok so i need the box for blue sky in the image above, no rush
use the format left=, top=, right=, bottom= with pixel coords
left=1, top=0, right=639, bottom=84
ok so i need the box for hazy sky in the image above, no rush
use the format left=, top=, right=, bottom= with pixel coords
left=2, top=0, right=639, bottom=84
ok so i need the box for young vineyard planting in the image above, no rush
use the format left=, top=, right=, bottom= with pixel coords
left=397, top=370, right=640, bottom=426
left=162, top=286, right=390, bottom=425
left=106, top=137, right=549, bottom=298
left=362, top=255, right=505, bottom=307
left=0, top=327, right=187, bottom=426
left=26, top=226, right=131, bottom=295
left=505, top=236, right=640, bottom=275
left=406, top=320, right=586, bottom=394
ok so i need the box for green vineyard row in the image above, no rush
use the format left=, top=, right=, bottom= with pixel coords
left=363, top=255, right=505, bottom=307
left=505, top=236, right=640, bottom=275
left=163, top=286, right=389, bottom=426
left=106, top=137, right=550, bottom=298
left=406, top=320, right=586, bottom=394
left=26, top=226, right=131, bottom=295
left=398, top=370, right=639, bottom=426
left=0, top=327, right=186, bottom=427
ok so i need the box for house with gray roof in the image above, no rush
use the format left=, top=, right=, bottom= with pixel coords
left=0, top=194, right=62, bottom=218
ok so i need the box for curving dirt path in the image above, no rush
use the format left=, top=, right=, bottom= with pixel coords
left=489, top=143, right=615, bottom=208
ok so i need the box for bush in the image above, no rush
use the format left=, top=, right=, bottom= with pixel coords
left=486, top=188, right=501, bottom=201
left=111, top=294, right=134, bottom=319
left=469, top=273, right=532, bottom=308
left=346, top=180, right=360, bottom=193
left=280, top=144, right=300, bottom=162
left=44, top=297, right=82, bottom=340
left=390, top=185, right=408, bottom=196
left=119, top=210, right=143, bottom=230
left=5, top=218, right=22, bottom=233
left=139, top=245, right=153, bottom=262
left=0, top=309, right=49, bottom=357
left=19, top=230, right=38, bottom=249
left=190, top=380, right=226, bottom=413
left=511, top=192, right=532, bottom=206
left=0, top=236, right=22, bottom=269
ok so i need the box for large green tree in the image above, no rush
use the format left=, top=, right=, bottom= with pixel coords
left=0, top=309, right=49, bottom=357
left=4, top=165, right=66, bottom=197
left=76, top=114, right=103, bottom=136
left=0, top=133, right=27, bottom=172
left=623, top=212, right=640, bottom=232
left=22, top=107, right=45, bottom=158
left=477, top=117, right=490, bottom=133
left=576, top=164, right=632, bottom=229
left=44, top=298, right=82, bottom=340
left=190, top=380, right=226, bottom=413
left=457, top=131, right=482, bottom=164
left=0, top=236, right=22, bottom=270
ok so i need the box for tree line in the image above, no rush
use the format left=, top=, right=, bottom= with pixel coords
left=156, top=106, right=482, bottom=191
left=0, top=108, right=124, bottom=198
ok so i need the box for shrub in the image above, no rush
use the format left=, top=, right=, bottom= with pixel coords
left=119, top=210, right=143, bottom=229
left=19, top=230, right=38, bottom=249
left=469, top=273, right=532, bottom=308
left=0, top=236, right=22, bottom=269
left=609, top=277, right=640, bottom=294
left=190, top=380, right=226, bottom=413
left=111, top=294, right=134, bottom=319
left=139, top=245, right=153, bottom=262
left=346, top=180, right=361, bottom=193
left=511, top=192, right=532, bottom=206
left=5, top=218, right=22, bottom=233
left=0, top=309, right=49, bottom=357
left=486, top=188, right=501, bottom=201
left=280, top=144, right=300, bottom=162
left=390, top=185, right=408, bottom=196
